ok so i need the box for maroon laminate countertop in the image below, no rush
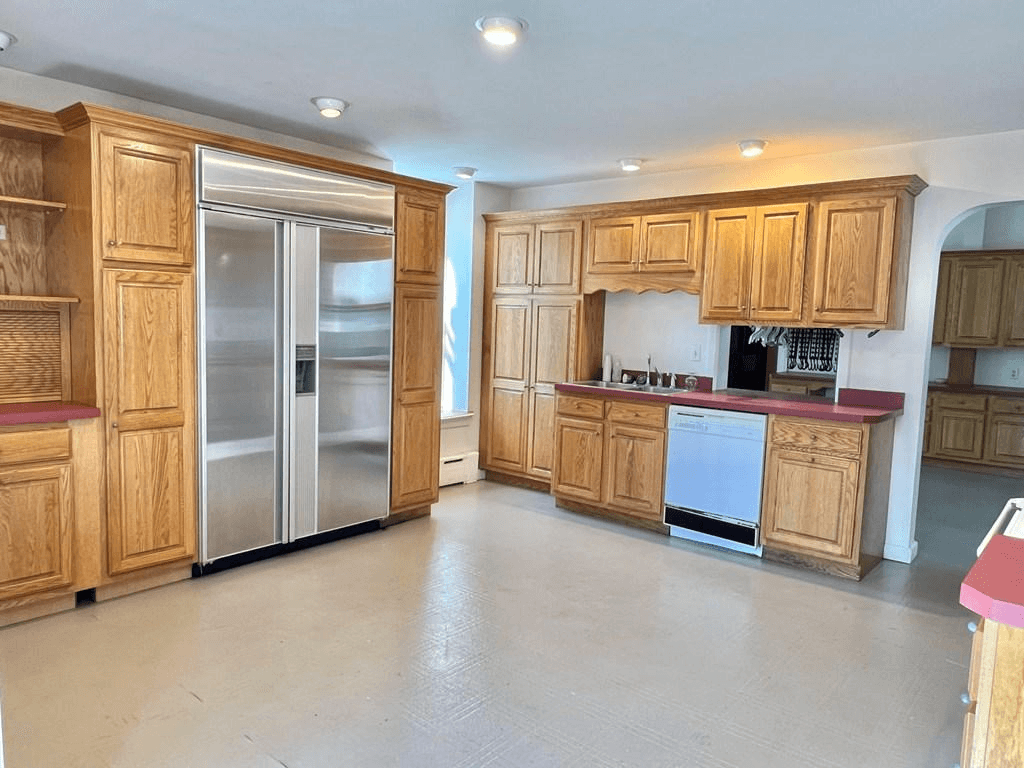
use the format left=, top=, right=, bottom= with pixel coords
left=961, top=534, right=1024, bottom=629
left=0, top=401, right=101, bottom=426
left=555, top=383, right=903, bottom=423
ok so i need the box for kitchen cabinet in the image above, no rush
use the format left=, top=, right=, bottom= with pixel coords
left=0, top=426, right=73, bottom=601
left=395, top=188, right=445, bottom=285
left=700, top=203, right=808, bottom=324
left=551, top=392, right=667, bottom=528
left=931, top=251, right=1024, bottom=347
left=926, top=392, right=988, bottom=462
left=983, top=397, right=1024, bottom=469
left=103, top=268, right=196, bottom=574
left=99, top=130, right=193, bottom=267
left=761, top=414, right=892, bottom=580
left=584, top=209, right=703, bottom=293
left=961, top=618, right=1024, bottom=768
left=481, top=213, right=602, bottom=487
left=1000, top=256, right=1024, bottom=346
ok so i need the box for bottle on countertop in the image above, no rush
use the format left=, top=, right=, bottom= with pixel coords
left=603, top=354, right=612, bottom=382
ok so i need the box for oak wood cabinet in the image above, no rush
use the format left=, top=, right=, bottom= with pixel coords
left=551, top=392, right=667, bottom=528
left=391, top=189, right=446, bottom=512
left=102, top=269, right=196, bottom=574
left=700, top=203, right=808, bottom=324
left=933, top=251, right=1024, bottom=348
left=1001, top=257, right=1024, bottom=346
left=962, top=617, right=1024, bottom=768
left=490, top=219, right=582, bottom=294
left=761, top=414, right=893, bottom=580
left=925, top=392, right=988, bottom=463
left=0, top=426, right=73, bottom=601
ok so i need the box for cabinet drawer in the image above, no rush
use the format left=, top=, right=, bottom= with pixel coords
left=768, top=417, right=863, bottom=457
left=991, top=397, right=1024, bottom=415
left=931, top=392, right=987, bottom=411
left=557, top=394, right=604, bottom=420
left=607, top=401, right=665, bottom=428
left=0, top=428, right=71, bottom=466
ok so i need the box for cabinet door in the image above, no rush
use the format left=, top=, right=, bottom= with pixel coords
left=983, top=412, right=1024, bottom=468
left=587, top=216, right=640, bottom=274
left=395, top=188, right=445, bottom=285
left=103, top=269, right=196, bottom=575
left=552, top=416, right=604, bottom=503
left=534, top=220, right=583, bottom=293
left=810, top=196, right=897, bottom=326
left=700, top=207, right=755, bottom=323
left=484, top=297, right=532, bottom=473
left=527, top=299, right=579, bottom=479
left=604, top=423, right=665, bottom=520
left=930, top=407, right=987, bottom=462
left=999, top=256, right=1024, bottom=346
left=639, top=211, right=701, bottom=274
left=489, top=223, right=534, bottom=293
left=0, top=462, right=73, bottom=600
left=392, top=284, right=442, bottom=509
left=748, top=203, right=808, bottom=324
left=99, top=132, right=193, bottom=267
left=946, top=257, right=1004, bottom=346
left=761, top=447, right=861, bottom=562
left=933, top=258, right=952, bottom=344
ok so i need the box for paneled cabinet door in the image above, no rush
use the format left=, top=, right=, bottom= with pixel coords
left=761, top=447, right=861, bottom=562
left=930, top=408, right=987, bottom=462
left=483, top=297, right=532, bottom=474
left=534, top=220, right=582, bottom=293
left=933, top=258, right=952, bottom=344
left=946, top=257, right=1005, bottom=346
left=810, top=196, right=897, bottom=326
left=700, top=207, right=755, bottom=323
left=604, top=424, right=665, bottom=520
left=748, top=203, right=808, bottom=324
left=552, top=416, right=604, bottom=503
left=999, top=256, right=1024, bottom=346
left=103, top=269, right=196, bottom=575
left=0, top=462, right=73, bottom=600
left=639, top=211, right=701, bottom=273
left=392, top=284, right=442, bottom=510
left=587, top=216, right=640, bottom=274
left=396, top=188, right=445, bottom=285
left=99, top=131, right=193, bottom=267
left=983, top=412, right=1024, bottom=468
left=526, top=298, right=579, bottom=478
left=490, top=223, right=534, bottom=293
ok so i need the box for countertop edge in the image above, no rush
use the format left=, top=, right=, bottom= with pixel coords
left=554, top=383, right=902, bottom=423
left=961, top=534, right=1024, bottom=629
left=0, top=402, right=102, bottom=426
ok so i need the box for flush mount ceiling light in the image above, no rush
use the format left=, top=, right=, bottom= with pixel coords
left=619, top=158, right=642, bottom=172
left=454, top=166, right=477, bottom=179
left=311, top=97, right=348, bottom=118
left=738, top=139, right=768, bottom=158
left=475, top=16, right=527, bottom=47
left=0, top=30, right=17, bottom=52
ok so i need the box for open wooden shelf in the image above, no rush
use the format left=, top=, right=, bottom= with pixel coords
left=0, top=195, right=67, bottom=212
left=0, top=294, right=79, bottom=305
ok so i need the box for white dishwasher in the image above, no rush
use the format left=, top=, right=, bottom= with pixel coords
left=664, top=405, right=767, bottom=556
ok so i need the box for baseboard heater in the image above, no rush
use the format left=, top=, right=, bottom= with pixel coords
left=664, top=504, right=761, bottom=555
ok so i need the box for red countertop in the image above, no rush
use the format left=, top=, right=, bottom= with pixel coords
left=0, top=401, right=101, bottom=426
left=555, top=383, right=903, bottom=423
left=961, top=534, right=1024, bottom=629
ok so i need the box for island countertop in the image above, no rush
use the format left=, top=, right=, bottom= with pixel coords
left=0, top=401, right=102, bottom=426
left=554, top=382, right=903, bottom=424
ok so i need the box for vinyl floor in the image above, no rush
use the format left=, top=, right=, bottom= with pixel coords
left=0, top=473, right=994, bottom=767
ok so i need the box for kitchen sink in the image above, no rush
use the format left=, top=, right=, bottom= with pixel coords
left=571, top=380, right=685, bottom=395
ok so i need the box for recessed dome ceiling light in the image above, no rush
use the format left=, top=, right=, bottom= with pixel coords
left=454, top=167, right=477, bottom=179
left=0, top=30, right=17, bottom=52
left=311, top=97, right=348, bottom=119
left=475, top=16, right=527, bottom=47
left=738, top=139, right=767, bottom=157
left=619, top=158, right=642, bottom=172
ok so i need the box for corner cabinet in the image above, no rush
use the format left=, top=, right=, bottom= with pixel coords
left=933, top=251, right=1024, bottom=347
left=390, top=188, right=446, bottom=516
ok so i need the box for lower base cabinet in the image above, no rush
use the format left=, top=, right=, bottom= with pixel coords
left=761, top=414, right=894, bottom=580
left=961, top=618, right=1024, bottom=767
left=551, top=393, right=666, bottom=527
left=925, top=391, right=1024, bottom=470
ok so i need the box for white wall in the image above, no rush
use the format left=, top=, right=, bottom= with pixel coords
left=503, top=128, right=1024, bottom=563
left=0, top=67, right=390, bottom=170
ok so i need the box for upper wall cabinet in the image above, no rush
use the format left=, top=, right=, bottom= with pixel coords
left=396, top=188, right=445, bottom=285
left=700, top=203, right=808, bottom=324
left=584, top=209, right=703, bottom=293
left=933, top=251, right=1024, bottom=347
left=490, top=219, right=583, bottom=294
left=99, top=130, right=194, bottom=267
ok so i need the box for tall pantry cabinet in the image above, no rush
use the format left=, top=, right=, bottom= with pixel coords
left=480, top=216, right=604, bottom=485
left=45, top=106, right=198, bottom=585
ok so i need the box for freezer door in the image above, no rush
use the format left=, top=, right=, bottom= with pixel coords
left=315, top=226, right=393, bottom=532
left=200, top=210, right=285, bottom=562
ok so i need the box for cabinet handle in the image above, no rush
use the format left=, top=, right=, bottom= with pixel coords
left=967, top=620, right=978, bottom=633
left=111, top=422, right=118, bottom=429
left=107, top=240, right=117, bottom=247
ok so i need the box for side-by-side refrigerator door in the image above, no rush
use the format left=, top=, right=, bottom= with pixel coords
left=200, top=210, right=286, bottom=563
left=315, top=226, right=394, bottom=533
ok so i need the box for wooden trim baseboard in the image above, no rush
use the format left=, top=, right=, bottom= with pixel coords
left=763, top=546, right=880, bottom=581
left=555, top=497, right=669, bottom=535
left=922, top=456, right=1024, bottom=479
left=383, top=505, right=431, bottom=527
left=484, top=470, right=551, bottom=492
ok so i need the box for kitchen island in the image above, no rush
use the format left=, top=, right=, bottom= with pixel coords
left=552, top=382, right=903, bottom=580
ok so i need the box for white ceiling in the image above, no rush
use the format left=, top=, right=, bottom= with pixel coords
left=1, top=1, right=1022, bottom=187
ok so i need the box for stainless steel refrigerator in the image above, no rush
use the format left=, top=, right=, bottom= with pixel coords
left=196, top=148, right=395, bottom=568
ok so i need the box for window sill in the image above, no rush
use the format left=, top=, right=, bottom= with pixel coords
left=441, top=410, right=474, bottom=426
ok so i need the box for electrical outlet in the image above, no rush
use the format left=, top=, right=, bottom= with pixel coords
left=689, top=344, right=701, bottom=362
left=1011, top=367, right=1021, bottom=381
left=0, top=223, right=7, bottom=241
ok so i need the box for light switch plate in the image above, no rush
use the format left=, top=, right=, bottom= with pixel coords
left=689, top=344, right=701, bottom=362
